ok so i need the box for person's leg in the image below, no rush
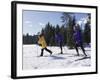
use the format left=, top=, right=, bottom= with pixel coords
left=80, top=44, right=87, bottom=56
left=60, top=42, right=63, bottom=54
left=74, top=44, right=79, bottom=56
left=40, top=48, right=44, bottom=56
left=44, top=47, right=52, bottom=54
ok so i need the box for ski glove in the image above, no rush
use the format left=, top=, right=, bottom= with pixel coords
left=38, top=44, right=42, bottom=46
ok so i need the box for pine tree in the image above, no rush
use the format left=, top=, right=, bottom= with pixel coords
left=61, top=13, right=76, bottom=48
left=60, top=25, right=66, bottom=45
left=84, top=14, right=91, bottom=44
left=23, top=33, right=38, bottom=44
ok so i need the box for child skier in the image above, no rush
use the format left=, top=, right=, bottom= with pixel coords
left=55, top=32, right=64, bottom=54
left=73, top=24, right=87, bottom=56
left=38, top=33, right=52, bottom=56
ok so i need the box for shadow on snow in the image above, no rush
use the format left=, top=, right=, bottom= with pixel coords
left=75, top=56, right=91, bottom=61
left=50, top=55, right=66, bottom=60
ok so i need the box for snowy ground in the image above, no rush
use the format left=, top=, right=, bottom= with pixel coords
left=23, top=45, right=91, bottom=70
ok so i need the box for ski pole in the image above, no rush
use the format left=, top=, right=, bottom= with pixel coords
left=37, top=44, right=38, bottom=57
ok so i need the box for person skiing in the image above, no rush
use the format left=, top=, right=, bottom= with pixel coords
left=55, top=32, right=64, bottom=54
left=38, top=33, right=52, bottom=56
left=73, top=23, right=87, bottom=56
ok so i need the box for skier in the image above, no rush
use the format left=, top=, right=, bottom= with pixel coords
left=73, top=23, right=87, bottom=56
left=55, top=32, right=64, bottom=54
left=38, top=33, right=52, bottom=56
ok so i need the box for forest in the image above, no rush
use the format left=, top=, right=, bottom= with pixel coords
left=23, top=12, right=91, bottom=48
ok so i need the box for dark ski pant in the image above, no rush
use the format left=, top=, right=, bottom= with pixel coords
left=60, top=42, right=63, bottom=54
left=74, top=43, right=87, bottom=56
left=40, top=47, right=52, bottom=56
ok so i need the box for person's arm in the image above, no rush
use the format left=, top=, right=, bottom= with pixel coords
left=37, top=37, right=42, bottom=46
left=38, top=44, right=42, bottom=46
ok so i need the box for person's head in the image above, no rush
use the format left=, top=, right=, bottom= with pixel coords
left=39, top=33, right=44, bottom=37
left=74, top=23, right=80, bottom=31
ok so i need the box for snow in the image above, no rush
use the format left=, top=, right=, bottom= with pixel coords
left=23, top=45, right=91, bottom=70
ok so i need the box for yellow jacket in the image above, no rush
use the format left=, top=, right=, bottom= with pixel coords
left=38, top=36, right=47, bottom=48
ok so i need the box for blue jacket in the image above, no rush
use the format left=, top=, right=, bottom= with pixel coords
left=73, top=30, right=82, bottom=45
left=55, top=33, right=64, bottom=44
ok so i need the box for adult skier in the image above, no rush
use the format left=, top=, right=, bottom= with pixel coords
left=38, top=33, right=52, bottom=56
left=55, top=32, right=64, bottom=54
left=73, top=24, right=87, bottom=56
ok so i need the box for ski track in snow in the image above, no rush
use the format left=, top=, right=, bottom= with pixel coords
left=23, top=45, right=91, bottom=70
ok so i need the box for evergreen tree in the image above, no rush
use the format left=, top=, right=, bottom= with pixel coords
left=84, top=14, right=91, bottom=44
left=55, top=24, right=60, bottom=33
left=61, top=13, right=76, bottom=48
left=23, top=33, right=38, bottom=44
left=84, top=22, right=91, bottom=44
left=60, top=25, right=66, bottom=45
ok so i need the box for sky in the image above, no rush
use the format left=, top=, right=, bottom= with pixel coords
left=23, top=10, right=89, bottom=35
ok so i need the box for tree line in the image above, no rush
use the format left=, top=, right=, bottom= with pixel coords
left=23, top=13, right=91, bottom=48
